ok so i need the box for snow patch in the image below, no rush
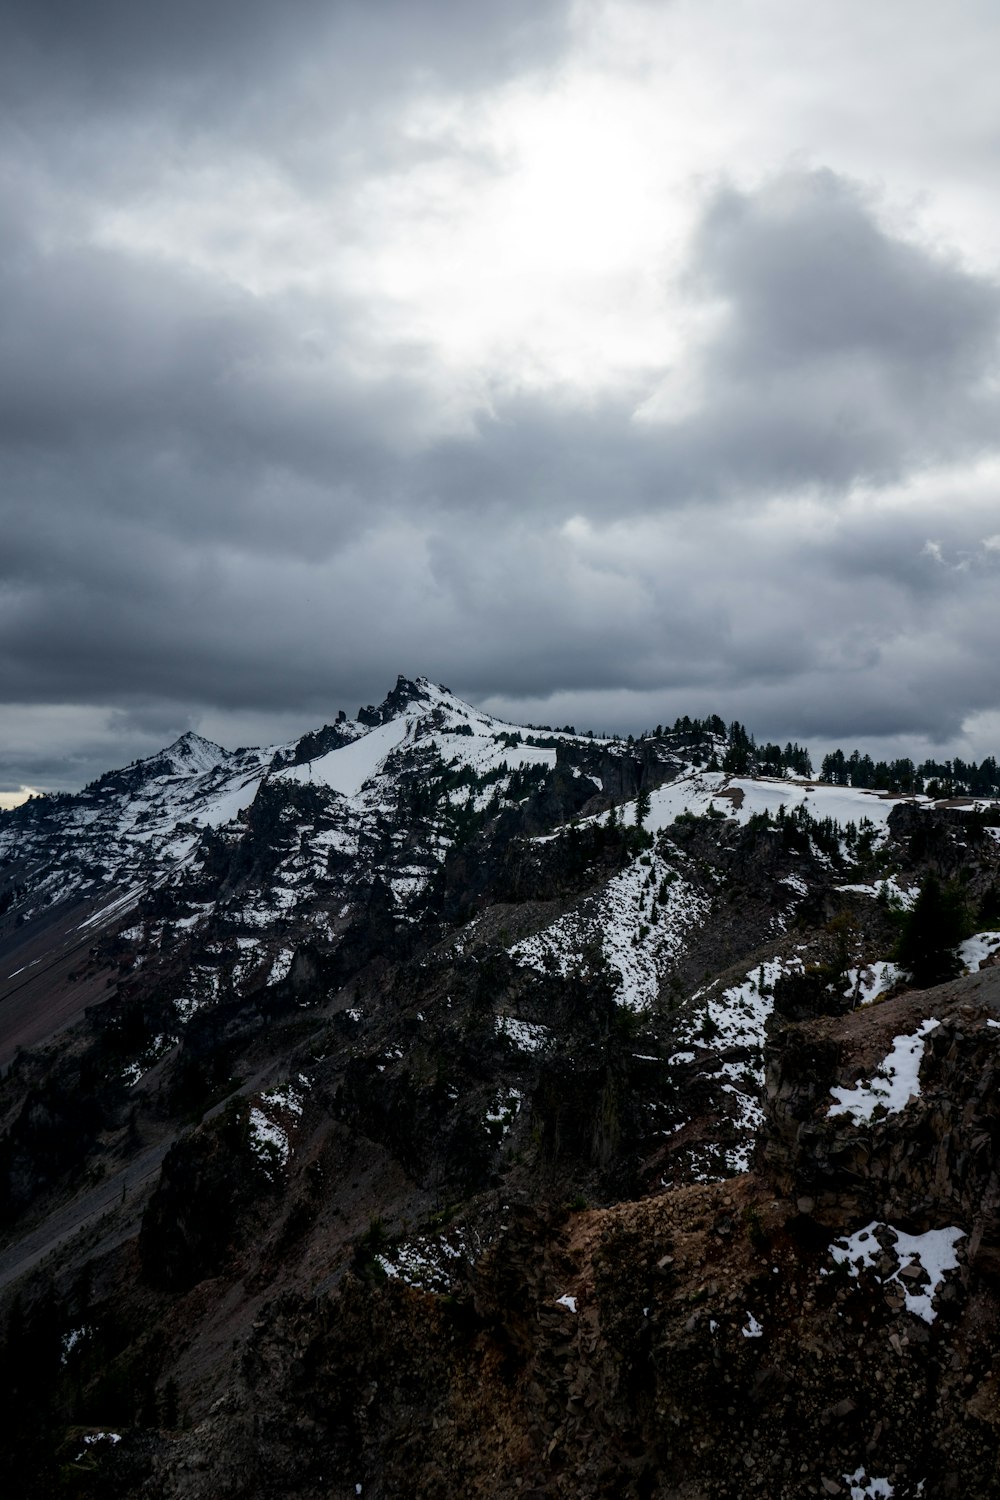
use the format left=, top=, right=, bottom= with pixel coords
left=376, top=1227, right=477, bottom=1292
left=830, top=1222, right=964, bottom=1323
left=959, top=931, right=1000, bottom=972
left=843, top=1470, right=893, bottom=1499
left=828, top=1019, right=939, bottom=1122
left=844, top=961, right=903, bottom=1007
left=248, top=1082, right=304, bottom=1178
left=495, top=1015, right=550, bottom=1052
left=509, top=848, right=709, bottom=1012
left=278, top=715, right=414, bottom=797
left=248, top=1107, right=289, bottom=1175
left=484, top=1088, right=522, bottom=1135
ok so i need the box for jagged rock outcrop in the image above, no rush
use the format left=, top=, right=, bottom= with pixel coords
left=762, top=969, right=1000, bottom=1254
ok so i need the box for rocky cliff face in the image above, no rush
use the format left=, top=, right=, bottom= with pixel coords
left=2, top=680, right=1000, bottom=1497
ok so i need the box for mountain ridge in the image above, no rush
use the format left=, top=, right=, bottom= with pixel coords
left=3, top=676, right=1000, bottom=1496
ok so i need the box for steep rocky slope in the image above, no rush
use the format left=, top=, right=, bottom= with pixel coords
left=2, top=677, right=1000, bottom=1497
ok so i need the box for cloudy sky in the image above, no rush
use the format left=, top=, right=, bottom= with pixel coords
left=3, top=0, right=1000, bottom=798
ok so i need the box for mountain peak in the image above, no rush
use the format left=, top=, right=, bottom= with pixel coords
left=161, top=730, right=227, bottom=774
left=358, top=674, right=434, bottom=727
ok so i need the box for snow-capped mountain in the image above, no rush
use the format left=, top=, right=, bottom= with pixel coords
left=3, top=677, right=1000, bottom=1498
left=1, top=676, right=587, bottom=924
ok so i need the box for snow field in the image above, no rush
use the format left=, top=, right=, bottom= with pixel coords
left=278, top=715, right=414, bottom=797
left=624, top=771, right=914, bottom=839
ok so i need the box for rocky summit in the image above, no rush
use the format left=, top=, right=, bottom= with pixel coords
left=3, top=676, right=1000, bottom=1498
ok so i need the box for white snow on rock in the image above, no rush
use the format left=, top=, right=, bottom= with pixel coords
left=375, top=1226, right=477, bottom=1292
left=741, top=1312, right=763, bottom=1338
left=249, top=1108, right=289, bottom=1175
left=959, top=931, right=1000, bottom=972
left=681, top=957, right=803, bottom=1055
left=844, top=961, right=903, bottom=1007
left=163, top=732, right=227, bottom=776
left=668, top=955, right=804, bottom=1177
left=843, top=1469, right=893, bottom=1499
left=261, top=1082, right=305, bottom=1116
left=61, top=1325, right=93, bottom=1362
left=495, top=1016, right=550, bottom=1051
left=835, top=875, right=918, bottom=910
left=828, top=1019, right=939, bottom=1122
left=509, top=848, right=709, bottom=1012
left=556, top=1293, right=578, bottom=1313
left=484, top=1088, right=522, bottom=1135
left=247, top=1084, right=303, bottom=1177
left=279, top=715, right=414, bottom=797
left=267, top=948, right=296, bottom=985
left=830, top=1222, right=965, bottom=1323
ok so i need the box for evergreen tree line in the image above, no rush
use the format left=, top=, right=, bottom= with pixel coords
left=630, top=716, right=813, bottom=779
left=744, top=801, right=860, bottom=864
left=819, top=749, right=1000, bottom=797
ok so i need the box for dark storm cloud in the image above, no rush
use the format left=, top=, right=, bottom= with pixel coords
left=3, top=9, right=1000, bottom=813
left=0, top=227, right=432, bottom=481
left=651, top=170, right=1000, bottom=495
left=0, top=0, right=571, bottom=112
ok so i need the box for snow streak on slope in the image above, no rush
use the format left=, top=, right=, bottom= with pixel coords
left=279, top=717, right=414, bottom=798
left=674, top=955, right=805, bottom=1175
left=509, top=846, right=710, bottom=1011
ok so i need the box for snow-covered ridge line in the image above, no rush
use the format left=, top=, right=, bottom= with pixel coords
left=6, top=676, right=1000, bottom=985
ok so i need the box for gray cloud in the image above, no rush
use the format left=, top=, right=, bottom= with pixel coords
left=3, top=5, right=1000, bottom=793
left=654, top=170, right=1000, bottom=494
left=0, top=0, right=571, bottom=113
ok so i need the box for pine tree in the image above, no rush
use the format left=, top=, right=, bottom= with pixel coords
left=896, top=874, right=969, bottom=988
left=634, top=786, right=652, bottom=828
